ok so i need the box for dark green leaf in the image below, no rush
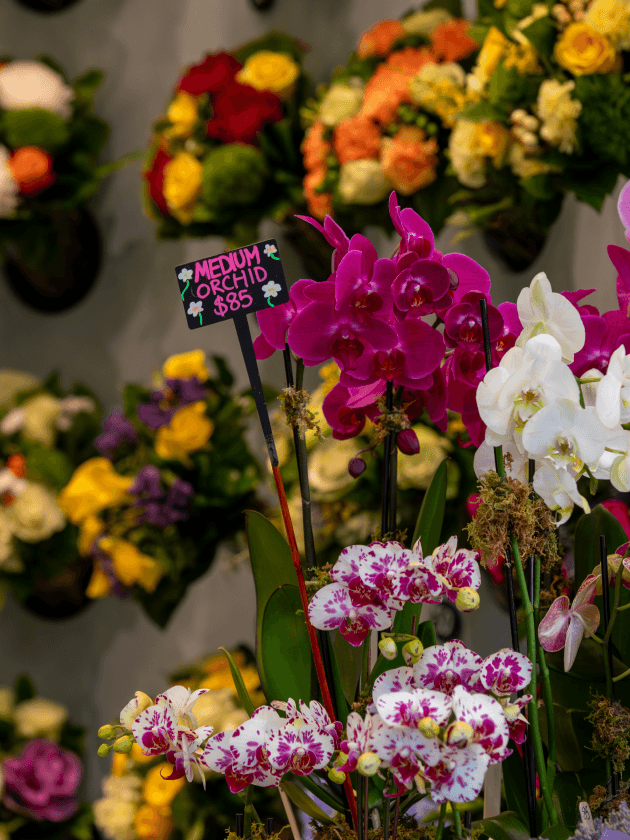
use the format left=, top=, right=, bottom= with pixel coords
left=232, top=32, right=306, bottom=64
left=540, top=824, right=572, bottom=840
left=457, top=100, right=508, bottom=122
left=331, top=628, right=362, bottom=705
left=520, top=173, right=556, bottom=202
left=552, top=772, right=583, bottom=831
left=412, top=458, right=448, bottom=551
left=539, top=702, right=584, bottom=772
left=20, top=444, right=73, bottom=490
left=502, top=748, right=531, bottom=828
left=473, top=812, right=530, bottom=840
left=417, top=618, right=437, bottom=649
left=72, top=69, right=103, bottom=103
left=14, top=674, right=36, bottom=702
left=563, top=164, right=619, bottom=211
left=520, top=16, right=556, bottom=55
left=259, top=585, right=311, bottom=704
left=2, top=108, right=70, bottom=152
left=574, top=505, right=626, bottom=589
left=218, top=647, right=255, bottom=716
left=281, top=780, right=337, bottom=823
left=324, top=633, right=350, bottom=720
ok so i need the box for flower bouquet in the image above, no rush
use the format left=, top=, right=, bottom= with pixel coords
left=0, top=57, right=130, bottom=310
left=0, top=674, right=93, bottom=840
left=444, top=0, right=630, bottom=271
left=0, top=369, right=100, bottom=618
left=94, top=649, right=285, bottom=840
left=300, top=4, right=478, bottom=240
left=59, top=351, right=262, bottom=628
left=144, top=33, right=311, bottom=252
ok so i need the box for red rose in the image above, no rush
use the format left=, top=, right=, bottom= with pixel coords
left=177, top=52, right=242, bottom=95
left=144, top=146, right=172, bottom=215
left=206, top=82, right=282, bottom=145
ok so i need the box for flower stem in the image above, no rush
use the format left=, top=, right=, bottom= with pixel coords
left=613, top=666, right=630, bottom=682
left=392, top=795, right=401, bottom=840
left=452, top=801, right=462, bottom=837
left=357, top=776, right=364, bottom=840
left=435, top=802, right=448, bottom=840
left=243, top=785, right=254, bottom=839
left=383, top=795, right=391, bottom=840
left=510, top=537, right=559, bottom=825
left=381, top=381, right=394, bottom=539
left=601, top=539, right=623, bottom=796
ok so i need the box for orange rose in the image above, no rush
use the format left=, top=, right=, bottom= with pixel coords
left=134, top=805, right=172, bottom=840
left=333, top=114, right=381, bottom=164
left=8, top=146, right=55, bottom=195
left=430, top=20, right=479, bottom=62
left=358, top=20, right=406, bottom=58
left=386, top=47, right=435, bottom=74
left=380, top=126, right=439, bottom=195
left=302, top=121, right=331, bottom=170
left=303, top=167, right=332, bottom=220
left=360, top=65, right=413, bottom=125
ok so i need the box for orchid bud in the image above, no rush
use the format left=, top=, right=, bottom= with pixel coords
left=119, top=690, right=153, bottom=729
left=503, top=704, right=521, bottom=722
left=402, top=638, right=424, bottom=665
left=417, top=716, right=440, bottom=738
left=97, top=743, right=112, bottom=757
left=397, top=428, right=419, bottom=456
left=357, top=752, right=381, bottom=776
left=348, top=457, right=367, bottom=478
left=98, top=724, right=115, bottom=740
left=445, top=720, right=474, bottom=747
left=112, top=735, right=134, bottom=754
left=328, top=768, right=346, bottom=784
left=455, top=587, right=480, bottom=612
left=414, top=773, right=427, bottom=794
left=378, top=637, right=398, bottom=660
left=334, top=751, right=349, bottom=767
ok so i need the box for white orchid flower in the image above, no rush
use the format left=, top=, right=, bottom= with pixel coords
left=521, top=400, right=607, bottom=472
left=473, top=436, right=530, bottom=480
left=477, top=334, right=579, bottom=440
left=592, top=425, right=628, bottom=480
left=515, top=272, right=585, bottom=363
left=155, top=685, right=209, bottom=730
left=595, top=345, right=630, bottom=429
left=611, top=433, right=630, bottom=491
left=533, top=463, right=589, bottom=525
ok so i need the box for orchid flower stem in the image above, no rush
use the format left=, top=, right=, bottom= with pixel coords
left=601, top=543, right=623, bottom=797
left=392, top=795, right=401, bottom=840
left=363, top=774, right=370, bottom=840
left=616, top=602, right=630, bottom=611
left=243, top=786, right=254, bottom=839
left=381, top=381, right=395, bottom=539
left=383, top=796, right=391, bottom=840
left=510, top=536, right=559, bottom=825
left=535, top=557, right=556, bottom=768
left=357, top=776, right=364, bottom=840
left=613, top=666, right=630, bottom=682
left=435, top=802, right=447, bottom=840
left=362, top=653, right=385, bottom=697
left=361, top=637, right=370, bottom=690
left=451, top=801, right=462, bottom=837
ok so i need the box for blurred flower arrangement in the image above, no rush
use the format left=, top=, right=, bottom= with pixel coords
left=59, top=351, right=262, bottom=627
left=94, top=649, right=284, bottom=840
left=0, top=369, right=100, bottom=617
left=271, top=362, right=477, bottom=565
left=300, top=3, right=478, bottom=239
left=440, top=0, right=630, bottom=270
left=0, top=57, right=128, bottom=273
left=0, top=674, right=93, bottom=840
left=144, top=33, right=311, bottom=249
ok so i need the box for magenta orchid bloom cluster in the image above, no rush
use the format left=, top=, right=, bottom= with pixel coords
left=308, top=537, right=481, bottom=646
left=254, top=192, right=512, bottom=447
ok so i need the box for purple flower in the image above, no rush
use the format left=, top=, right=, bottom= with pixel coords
left=129, top=466, right=193, bottom=527
left=130, top=465, right=163, bottom=501
left=137, top=377, right=207, bottom=429
left=95, top=408, right=139, bottom=459
left=3, top=739, right=82, bottom=822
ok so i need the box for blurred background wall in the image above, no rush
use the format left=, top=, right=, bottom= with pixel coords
left=0, top=0, right=625, bottom=802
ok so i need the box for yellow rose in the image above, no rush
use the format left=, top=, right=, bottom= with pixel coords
left=58, top=458, right=133, bottom=524
left=162, top=350, right=209, bottom=382
left=154, top=401, right=213, bottom=462
left=86, top=561, right=112, bottom=599
left=476, top=121, right=510, bottom=165
left=410, top=63, right=468, bottom=127
left=99, top=536, right=164, bottom=592
left=235, top=51, right=299, bottom=98
left=477, top=27, right=509, bottom=79
left=584, top=0, right=630, bottom=43
left=554, top=22, right=617, bottom=74
left=78, top=514, right=104, bottom=555
left=134, top=804, right=172, bottom=840
left=143, top=764, right=185, bottom=807
left=166, top=91, right=198, bottom=138
left=163, top=152, right=203, bottom=224
left=0, top=687, right=14, bottom=718
left=448, top=120, right=487, bottom=188
left=338, top=158, right=391, bottom=205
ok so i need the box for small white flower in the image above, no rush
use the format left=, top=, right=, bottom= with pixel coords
left=262, top=281, right=282, bottom=298
left=263, top=244, right=278, bottom=257
left=0, top=61, right=74, bottom=120
left=515, top=272, right=585, bottom=363
left=521, top=400, right=607, bottom=471
left=595, top=344, right=630, bottom=429
left=187, top=300, right=203, bottom=317
left=533, top=463, right=589, bottom=525
left=55, top=396, right=95, bottom=431
left=178, top=268, right=193, bottom=282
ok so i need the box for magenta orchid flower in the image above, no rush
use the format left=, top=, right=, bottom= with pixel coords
left=308, top=581, right=393, bottom=646
left=538, top=574, right=600, bottom=671
left=295, top=213, right=350, bottom=272
left=228, top=706, right=284, bottom=771
left=478, top=649, right=533, bottom=696
left=266, top=723, right=334, bottom=776
left=253, top=279, right=318, bottom=361
left=322, top=382, right=378, bottom=440
left=393, top=256, right=451, bottom=318
left=334, top=246, right=396, bottom=323
left=444, top=292, right=503, bottom=349
left=389, top=192, right=436, bottom=261
left=413, top=640, right=484, bottom=695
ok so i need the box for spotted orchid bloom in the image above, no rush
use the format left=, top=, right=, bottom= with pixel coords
left=500, top=694, right=533, bottom=745
left=201, top=729, right=280, bottom=793
left=423, top=537, right=481, bottom=604
left=355, top=542, right=419, bottom=609
left=424, top=742, right=490, bottom=804
left=478, top=649, right=532, bottom=697
left=164, top=725, right=214, bottom=785
left=369, top=723, right=438, bottom=790
left=308, top=581, right=393, bottom=646
left=266, top=722, right=335, bottom=777
left=272, top=699, right=342, bottom=747
left=228, top=706, right=285, bottom=772
left=413, top=640, right=484, bottom=695
left=451, top=686, right=511, bottom=765
left=155, top=685, right=209, bottom=730
left=538, top=573, right=600, bottom=671
left=336, top=712, right=378, bottom=773
left=375, top=688, right=452, bottom=733
left=120, top=691, right=153, bottom=729
left=131, top=702, right=178, bottom=756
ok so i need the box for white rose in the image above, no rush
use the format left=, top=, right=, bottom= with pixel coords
left=0, top=511, right=21, bottom=573
left=319, top=82, right=364, bottom=127
left=0, top=146, right=19, bottom=220
left=93, top=796, right=137, bottom=840
left=338, top=159, right=390, bottom=205
left=403, top=8, right=453, bottom=34
left=0, top=61, right=74, bottom=120
left=448, top=121, right=487, bottom=188
left=21, top=393, right=62, bottom=446
left=13, top=696, right=68, bottom=739
left=4, top=483, right=66, bottom=543
left=0, top=686, right=14, bottom=717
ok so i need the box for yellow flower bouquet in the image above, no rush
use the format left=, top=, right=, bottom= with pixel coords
left=60, top=351, right=263, bottom=627
left=144, top=32, right=310, bottom=249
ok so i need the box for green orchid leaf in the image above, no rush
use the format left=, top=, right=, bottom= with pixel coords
left=501, top=748, right=531, bottom=829
left=540, top=824, right=572, bottom=840
left=281, top=780, right=338, bottom=824
left=473, top=812, right=530, bottom=840
left=325, top=633, right=350, bottom=720
left=412, top=458, right=448, bottom=552
left=331, top=628, right=362, bottom=706
left=552, top=772, right=583, bottom=831
left=259, top=585, right=311, bottom=704
left=218, top=647, right=255, bottom=716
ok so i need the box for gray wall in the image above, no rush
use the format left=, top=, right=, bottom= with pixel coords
left=0, top=0, right=626, bottom=804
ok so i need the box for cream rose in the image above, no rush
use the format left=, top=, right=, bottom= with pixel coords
left=0, top=61, right=74, bottom=120
left=402, top=8, right=453, bottom=34
left=448, top=120, right=487, bottom=188
left=338, top=158, right=390, bottom=205
left=21, top=393, right=62, bottom=446
left=93, top=795, right=138, bottom=840
left=536, top=79, right=582, bottom=154
left=319, top=82, right=364, bottom=127
left=13, top=696, right=68, bottom=739
left=4, top=483, right=66, bottom=543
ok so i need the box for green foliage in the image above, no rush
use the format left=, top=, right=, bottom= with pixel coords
left=219, top=647, right=256, bottom=716
left=520, top=173, right=556, bottom=202
left=13, top=674, right=36, bottom=702
left=202, top=144, right=268, bottom=207
left=412, top=459, right=448, bottom=551
left=282, top=779, right=338, bottom=824
left=520, top=15, right=556, bottom=56
left=422, top=0, right=463, bottom=16
left=457, top=100, right=508, bottom=122
left=563, top=162, right=619, bottom=211
left=2, top=108, right=70, bottom=152
left=20, top=442, right=73, bottom=490
left=72, top=69, right=104, bottom=105
left=575, top=74, right=630, bottom=177
left=331, top=628, right=362, bottom=705
left=473, top=812, right=530, bottom=840
left=232, top=31, right=307, bottom=64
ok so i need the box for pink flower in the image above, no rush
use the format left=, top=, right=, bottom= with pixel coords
left=3, top=740, right=82, bottom=822
left=334, top=245, right=396, bottom=323
left=608, top=243, right=630, bottom=317
left=266, top=723, right=334, bottom=776
left=393, top=256, right=451, bottom=318
left=370, top=725, right=439, bottom=788
left=413, top=640, right=484, bottom=695
left=501, top=694, right=532, bottom=745
left=254, top=280, right=319, bottom=361
left=322, top=383, right=379, bottom=440
left=538, top=574, right=600, bottom=671
left=389, top=192, right=436, bottom=262
left=295, top=213, right=350, bottom=273
left=478, top=648, right=532, bottom=696
left=308, top=582, right=393, bottom=645
left=337, top=712, right=376, bottom=772
left=444, top=292, right=503, bottom=349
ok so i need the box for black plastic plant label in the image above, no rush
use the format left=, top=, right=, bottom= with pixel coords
left=175, top=238, right=289, bottom=329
